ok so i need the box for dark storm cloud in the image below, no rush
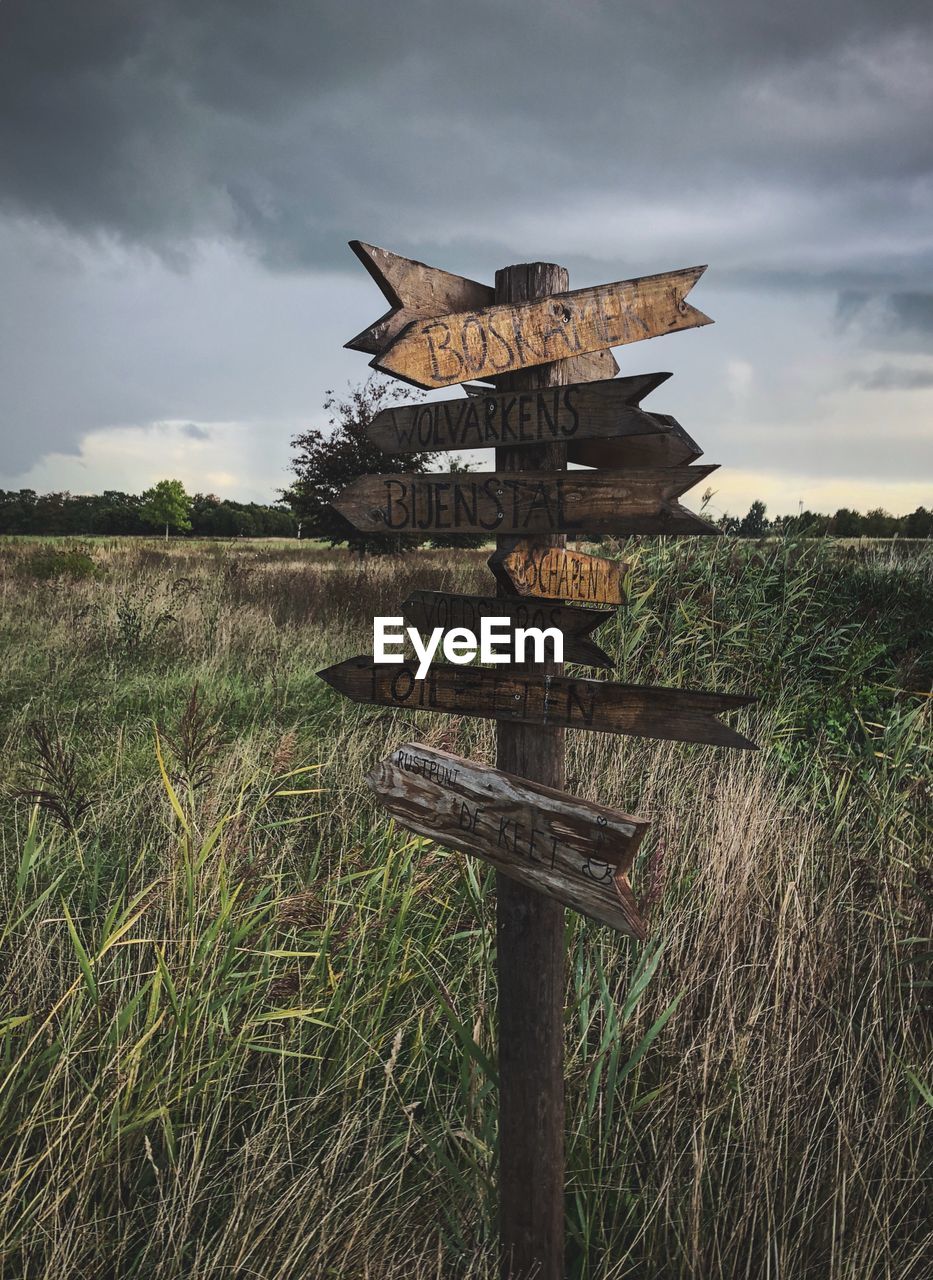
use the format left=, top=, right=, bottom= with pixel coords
left=1, top=0, right=931, bottom=283
left=889, top=293, right=933, bottom=336
left=835, top=289, right=933, bottom=355
left=1, top=0, right=931, bottom=503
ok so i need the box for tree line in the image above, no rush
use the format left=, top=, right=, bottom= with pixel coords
left=2, top=485, right=929, bottom=545
left=0, top=485, right=295, bottom=538
left=2, top=377, right=929, bottom=544
left=717, top=499, right=933, bottom=539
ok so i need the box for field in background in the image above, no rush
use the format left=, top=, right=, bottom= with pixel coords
left=0, top=535, right=930, bottom=1279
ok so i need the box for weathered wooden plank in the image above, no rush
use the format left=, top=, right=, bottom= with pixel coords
left=475, top=348, right=620, bottom=387
left=491, top=260, right=567, bottom=1280
left=367, top=743, right=648, bottom=937
left=367, top=374, right=671, bottom=453
left=545, top=347, right=619, bottom=384
left=344, top=241, right=493, bottom=355
left=402, top=590, right=615, bottom=670
left=332, top=466, right=719, bottom=536
left=568, top=414, right=703, bottom=469
left=344, top=241, right=619, bottom=384
left=371, top=266, right=713, bottom=389
left=318, top=657, right=758, bottom=750
left=488, top=541, right=627, bottom=604
left=463, top=370, right=670, bottom=402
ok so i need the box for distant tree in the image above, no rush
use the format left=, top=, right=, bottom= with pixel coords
left=0, top=490, right=39, bottom=534
left=794, top=510, right=831, bottom=536
left=862, top=507, right=896, bottom=538
left=284, top=378, right=440, bottom=555
left=903, top=506, right=933, bottom=538
left=140, top=479, right=192, bottom=541
left=738, top=500, right=767, bottom=538
left=830, top=507, right=863, bottom=537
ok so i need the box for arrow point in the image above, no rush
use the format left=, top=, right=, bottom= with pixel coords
left=661, top=501, right=721, bottom=536
left=686, top=304, right=715, bottom=329
left=345, top=316, right=394, bottom=355
left=316, top=662, right=340, bottom=690
left=612, top=874, right=648, bottom=940
left=579, top=609, right=615, bottom=637
left=348, top=241, right=404, bottom=306
left=628, top=371, right=674, bottom=403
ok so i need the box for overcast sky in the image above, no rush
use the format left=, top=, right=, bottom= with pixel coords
left=1, top=0, right=931, bottom=518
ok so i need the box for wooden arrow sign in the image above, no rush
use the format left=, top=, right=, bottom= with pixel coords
left=568, top=414, right=703, bottom=469
left=368, top=743, right=648, bottom=937
left=332, top=466, right=718, bottom=536
left=489, top=346, right=619, bottom=386
left=318, top=657, right=758, bottom=750
left=402, top=590, right=614, bottom=670
left=371, top=266, right=712, bottom=389
left=345, top=240, right=616, bottom=382
left=367, top=373, right=672, bottom=453
left=488, top=541, right=626, bottom=604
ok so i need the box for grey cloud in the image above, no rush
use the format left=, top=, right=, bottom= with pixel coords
left=0, top=0, right=931, bottom=285
left=889, top=293, right=933, bottom=336
left=180, top=423, right=211, bottom=440
left=857, top=364, right=933, bottom=390
left=1, top=0, right=932, bottom=497
left=834, top=289, right=933, bottom=354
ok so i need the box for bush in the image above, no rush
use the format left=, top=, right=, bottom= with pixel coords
left=19, top=544, right=100, bottom=581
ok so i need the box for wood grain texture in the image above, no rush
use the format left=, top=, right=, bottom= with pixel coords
left=401, top=589, right=615, bottom=670
left=344, top=241, right=617, bottom=384
left=332, top=466, right=719, bottom=536
left=477, top=348, right=620, bottom=386
left=492, top=260, right=567, bottom=1280
left=464, top=370, right=669, bottom=401
left=367, top=743, right=647, bottom=937
left=367, top=374, right=669, bottom=453
left=537, top=347, right=619, bottom=384
left=344, top=241, right=492, bottom=355
left=489, top=541, right=627, bottom=605
left=371, top=266, right=713, bottom=389
left=317, top=656, right=759, bottom=750
left=568, top=413, right=703, bottom=469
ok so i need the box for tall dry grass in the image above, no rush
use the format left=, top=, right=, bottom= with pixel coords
left=0, top=535, right=929, bottom=1278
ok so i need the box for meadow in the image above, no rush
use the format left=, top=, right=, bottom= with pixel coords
left=0, top=534, right=930, bottom=1279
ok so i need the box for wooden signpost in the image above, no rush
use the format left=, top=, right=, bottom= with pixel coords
left=321, top=241, right=755, bottom=1279
left=489, top=540, right=627, bottom=605
left=370, top=266, right=712, bottom=388
left=319, top=657, right=756, bottom=750
left=366, top=372, right=670, bottom=452
left=333, top=466, right=718, bottom=536
left=402, top=590, right=615, bottom=669
left=569, top=413, right=703, bottom=469
left=367, top=743, right=648, bottom=937
left=345, top=239, right=617, bottom=383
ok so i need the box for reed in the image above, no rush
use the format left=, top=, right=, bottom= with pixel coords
left=0, top=534, right=929, bottom=1278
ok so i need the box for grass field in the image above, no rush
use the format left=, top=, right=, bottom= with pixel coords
left=0, top=534, right=930, bottom=1279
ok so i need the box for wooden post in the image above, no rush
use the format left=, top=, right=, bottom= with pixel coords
left=495, top=262, right=568, bottom=1280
